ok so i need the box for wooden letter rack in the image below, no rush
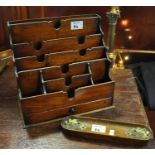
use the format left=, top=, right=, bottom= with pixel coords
left=8, top=14, right=115, bottom=127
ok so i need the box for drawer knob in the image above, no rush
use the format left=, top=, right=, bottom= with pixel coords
left=69, top=107, right=76, bottom=115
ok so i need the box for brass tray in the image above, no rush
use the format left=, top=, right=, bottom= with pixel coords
left=61, top=116, right=153, bottom=145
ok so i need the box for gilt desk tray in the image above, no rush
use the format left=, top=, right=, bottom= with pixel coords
left=61, top=116, right=153, bottom=146
left=7, top=14, right=115, bottom=127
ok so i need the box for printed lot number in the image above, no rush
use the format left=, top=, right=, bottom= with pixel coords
left=91, top=124, right=106, bottom=133
left=71, top=21, right=83, bottom=30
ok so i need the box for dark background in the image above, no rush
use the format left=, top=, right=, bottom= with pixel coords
left=0, top=6, right=155, bottom=51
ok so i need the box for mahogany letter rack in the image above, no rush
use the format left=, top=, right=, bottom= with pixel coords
left=8, top=14, right=115, bottom=127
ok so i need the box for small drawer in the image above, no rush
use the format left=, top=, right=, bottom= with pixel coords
left=24, top=97, right=113, bottom=125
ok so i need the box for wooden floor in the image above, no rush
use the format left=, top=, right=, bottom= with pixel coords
left=0, top=60, right=155, bottom=148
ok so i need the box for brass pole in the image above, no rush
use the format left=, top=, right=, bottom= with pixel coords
left=106, top=7, right=122, bottom=69
left=106, top=6, right=120, bottom=54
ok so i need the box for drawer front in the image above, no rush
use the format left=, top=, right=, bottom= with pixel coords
left=24, top=97, right=112, bottom=125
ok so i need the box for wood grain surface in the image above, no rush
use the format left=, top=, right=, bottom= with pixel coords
left=9, top=14, right=100, bottom=44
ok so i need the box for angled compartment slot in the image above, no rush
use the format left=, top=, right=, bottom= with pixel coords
left=89, top=58, right=111, bottom=84
left=74, top=81, right=115, bottom=104
left=12, top=34, right=103, bottom=58
left=44, top=78, right=65, bottom=93
left=44, top=74, right=92, bottom=94
left=42, top=66, right=62, bottom=80
left=42, top=34, right=103, bottom=54
left=71, top=74, right=92, bottom=90
left=8, top=14, right=101, bottom=44
left=21, top=92, right=69, bottom=115
left=18, top=70, right=43, bottom=97
left=42, top=63, right=89, bottom=81
left=15, top=55, right=47, bottom=72
left=46, top=46, right=106, bottom=66
left=69, top=62, right=89, bottom=77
